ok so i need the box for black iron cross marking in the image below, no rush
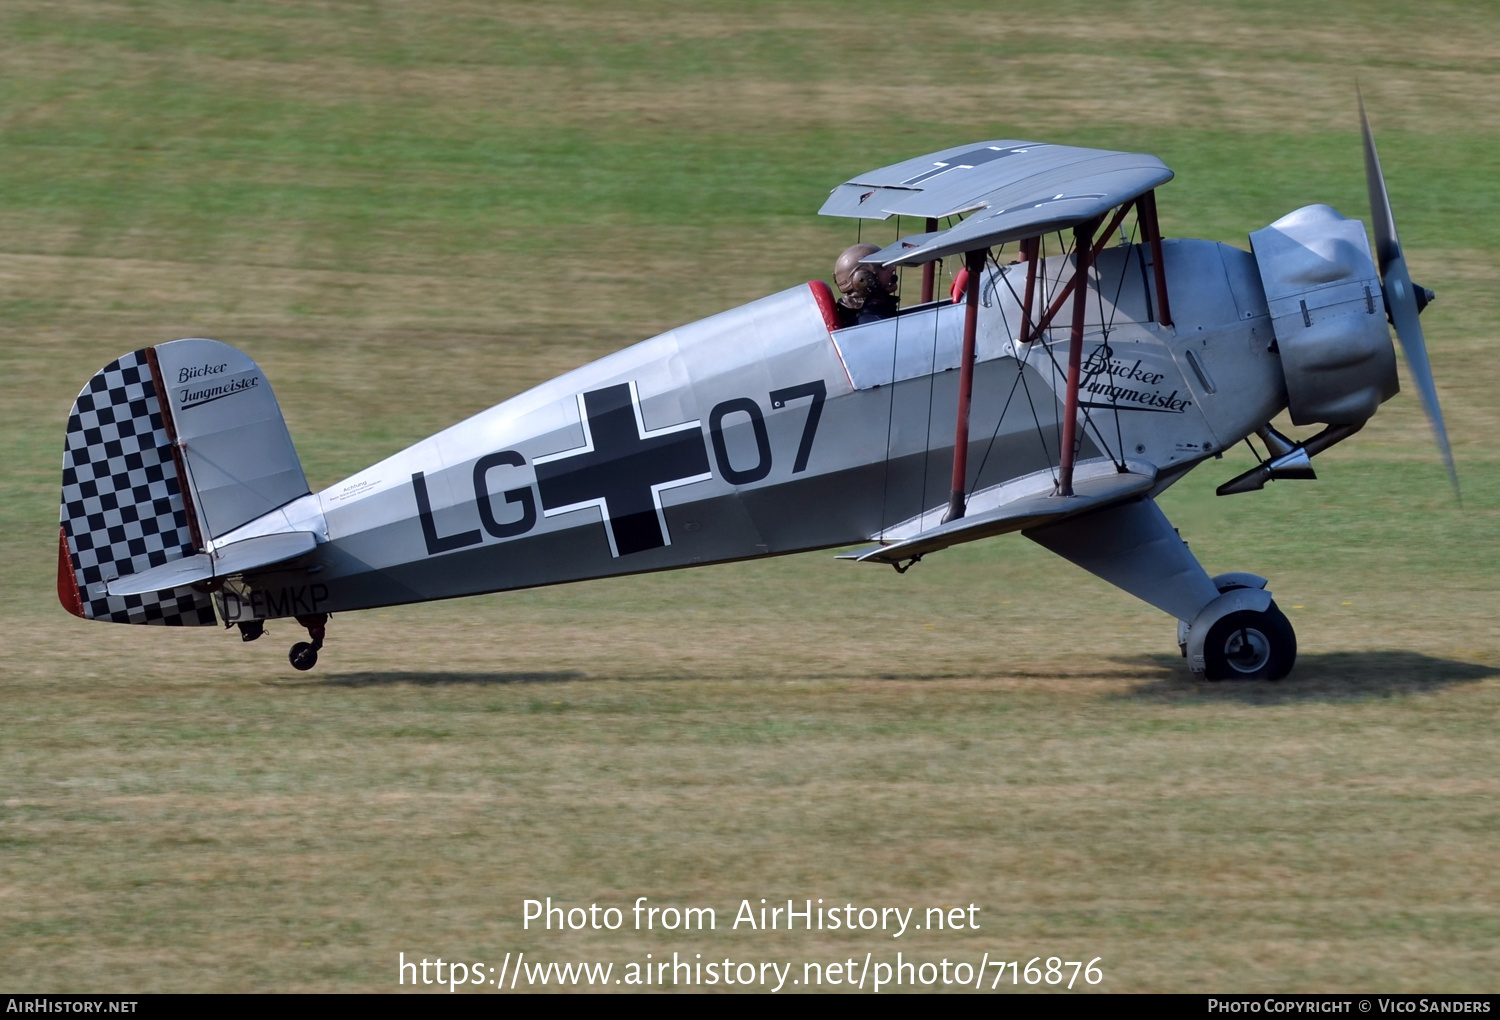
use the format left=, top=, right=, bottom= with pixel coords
left=899, top=144, right=1035, bottom=187
left=534, top=382, right=711, bottom=557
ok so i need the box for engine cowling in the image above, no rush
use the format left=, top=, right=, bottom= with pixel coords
left=1249, top=204, right=1397, bottom=425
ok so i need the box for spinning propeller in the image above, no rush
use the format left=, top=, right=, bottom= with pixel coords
left=1360, top=91, right=1460, bottom=498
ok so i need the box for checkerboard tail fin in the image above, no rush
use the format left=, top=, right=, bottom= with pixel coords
left=58, top=348, right=219, bottom=625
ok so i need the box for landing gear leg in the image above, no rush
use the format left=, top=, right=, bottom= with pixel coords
left=289, top=613, right=328, bottom=671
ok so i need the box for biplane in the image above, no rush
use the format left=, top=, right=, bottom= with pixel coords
left=56, top=102, right=1453, bottom=680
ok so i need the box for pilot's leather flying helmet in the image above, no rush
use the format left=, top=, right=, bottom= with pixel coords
left=834, top=244, right=898, bottom=300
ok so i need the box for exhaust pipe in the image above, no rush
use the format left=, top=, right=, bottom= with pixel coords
left=1216, top=422, right=1364, bottom=496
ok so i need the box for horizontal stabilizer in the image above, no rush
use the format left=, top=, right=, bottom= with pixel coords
left=842, top=461, right=1154, bottom=565
left=105, top=531, right=317, bottom=597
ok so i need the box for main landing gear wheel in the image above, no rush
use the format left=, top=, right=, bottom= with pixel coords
left=289, top=641, right=319, bottom=671
left=1203, top=604, right=1296, bottom=681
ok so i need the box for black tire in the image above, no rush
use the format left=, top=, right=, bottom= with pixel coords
left=1202, top=603, right=1296, bottom=681
left=289, top=641, right=319, bottom=672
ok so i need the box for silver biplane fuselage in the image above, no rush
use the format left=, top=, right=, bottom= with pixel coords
left=57, top=125, right=1449, bottom=680
left=218, top=238, right=1275, bottom=611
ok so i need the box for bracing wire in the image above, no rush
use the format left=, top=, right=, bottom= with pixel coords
left=971, top=338, right=1033, bottom=491
left=1243, top=436, right=1265, bottom=465
left=1047, top=230, right=1078, bottom=474
left=1031, top=219, right=1125, bottom=468
left=1018, top=231, right=1059, bottom=483
left=969, top=247, right=1026, bottom=488
left=917, top=281, right=942, bottom=516
left=1037, top=332, right=1125, bottom=469
left=876, top=290, right=904, bottom=540
left=1072, top=224, right=1131, bottom=473
left=949, top=243, right=1007, bottom=495
left=894, top=215, right=900, bottom=293
left=1017, top=347, right=1057, bottom=484
left=1077, top=225, right=1129, bottom=468
left=1096, top=210, right=1143, bottom=467
left=1029, top=227, right=1130, bottom=471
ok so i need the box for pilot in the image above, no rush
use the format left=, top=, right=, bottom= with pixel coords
left=834, top=243, right=900, bottom=326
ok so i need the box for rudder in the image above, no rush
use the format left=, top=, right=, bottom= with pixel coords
left=152, top=337, right=309, bottom=540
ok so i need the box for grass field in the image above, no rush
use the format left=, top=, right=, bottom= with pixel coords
left=2, top=0, right=1497, bottom=993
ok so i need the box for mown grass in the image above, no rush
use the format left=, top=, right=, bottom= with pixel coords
left=1, top=0, right=1497, bottom=993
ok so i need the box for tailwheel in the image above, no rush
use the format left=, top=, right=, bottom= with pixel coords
left=288, top=612, right=328, bottom=672
left=1203, top=604, right=1296, bottom=681
left=289, top=641, right=319, bottom=671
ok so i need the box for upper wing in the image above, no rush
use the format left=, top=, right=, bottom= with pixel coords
left=819, top=141, right=1172, bottom=265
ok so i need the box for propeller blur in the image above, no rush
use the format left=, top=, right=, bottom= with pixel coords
left=1360, top=89, right=1459, bottom=499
